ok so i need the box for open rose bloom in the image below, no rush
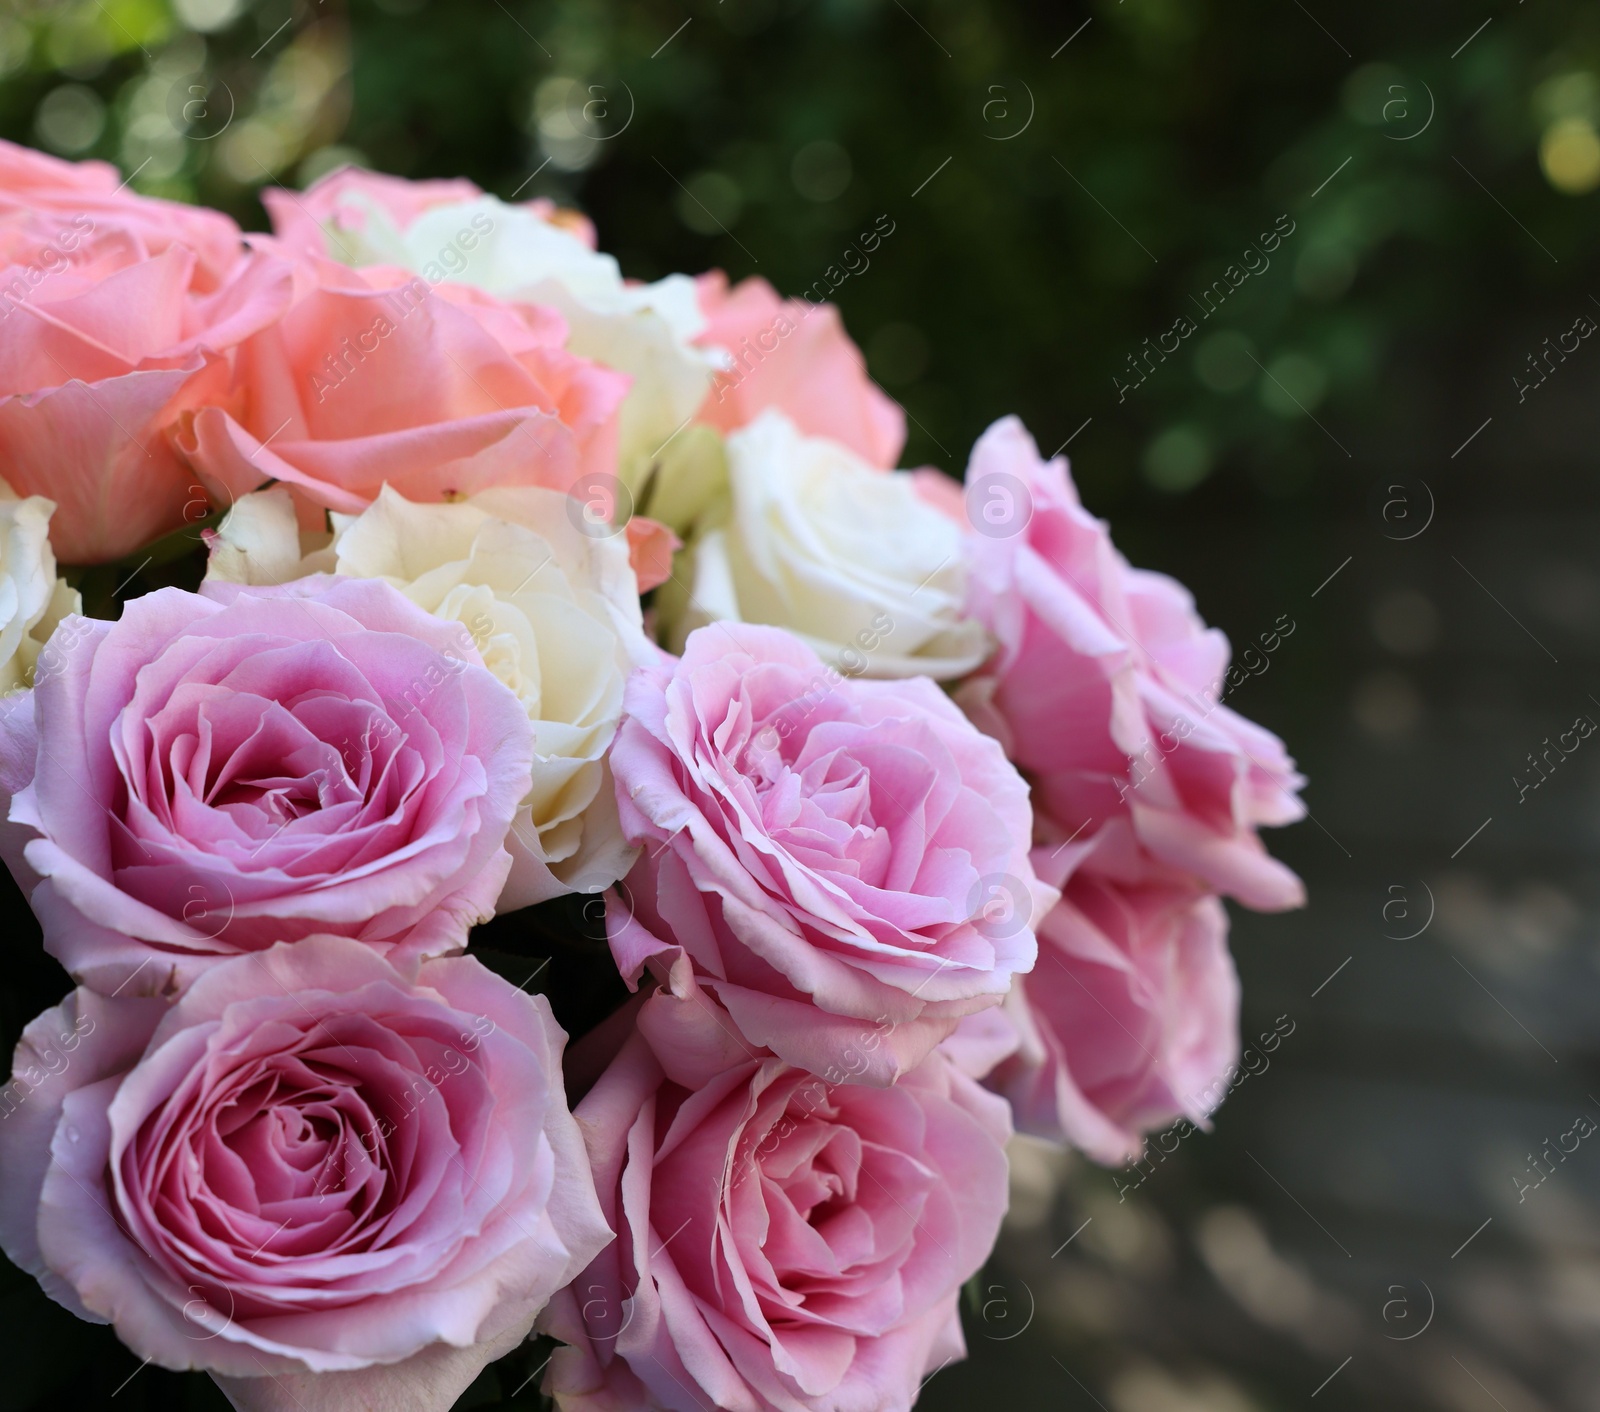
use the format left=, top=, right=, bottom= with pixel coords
left=539, top=974, right=1010, bottom=1412
left=958, top=417, right=1305, bottom=911
left=0, top=939, right=609, bottom=1404
left=606, top=621, right=1053, bottom=1085
left=180, top=251, right=628, bottom=524
left=0, top=575, right=534, bottom=993
left=264, top=165, right=720, bottom=499
left=0, top=142, right=1305, bottom=1412
left=991, top=858, right=1241, bottom=1164
left=0, top=144, right=291, bottom=562
left=205, top=483, right=654, bottom=909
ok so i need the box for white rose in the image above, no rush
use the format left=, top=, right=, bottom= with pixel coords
left=661, top=411, right=989, bottom=680
left=0, top=488, right=79, bottom=694
left=200, top=485, right=335, bottom=585
left=206, top=484, right=651, bottom=909
left=314, top=190, right=725, bottom=498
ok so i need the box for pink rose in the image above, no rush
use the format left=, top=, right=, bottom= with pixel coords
left=607, top=622, right=1051, bottom=1085
left=264, top=164, right=599, bottom=258
left=0, top=576, right=533, bottom=994
left=0, top=140, right=291, bottom=563
left=958, top=416, right=1306, bottom=910
left=990, top=848, right=1240, bottom=1164
left=180, top=250, right=628, bottom=524
left=0, top=937, right=611, bottom=1405
left=538, top=974, right=1009, bottom=1412
left=694, top=271, right=905, bottom=468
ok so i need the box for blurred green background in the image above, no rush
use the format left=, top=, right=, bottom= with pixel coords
left=3, top=1, right=1600, bottom=1409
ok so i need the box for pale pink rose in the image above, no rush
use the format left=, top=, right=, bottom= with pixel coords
left=0, top=937, right=612, bottom=1404
left=607, top=622, right=1051, bottom=1085
left=0, top=576, right=533, bottom=995
left=538, top=974, right=1009, bottom=1412
left=0, top=140, right=292, bottom=562
left=694, top=271, right=905, bottom=467
left=935, top=1005, right=1023, bottom=1081
left=264, top=164, right=599, bottom=258
left=179, top=249, right=628, bottom=525
left=958, top=416, right=1306, bottom=911
left=989, top=843, right=1240, bottom=1164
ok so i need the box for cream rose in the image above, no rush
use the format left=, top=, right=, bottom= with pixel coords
left=206, top=484, right=652, bottom=909
left=0, top=487, right=79, bottom=694
left=661, top=410, right=989, bottom=679
left=274, top=180, right=724, bottom=499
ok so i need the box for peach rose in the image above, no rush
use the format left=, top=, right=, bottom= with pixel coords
left=0, top=140, right=291, bottom=562
left=694, top=271, right=905, bottom=468
left=180, top=249, right=629, bottom=526
left=0, top=139, right=247, bottom=291
left=265, top=166, right=716, bottom=503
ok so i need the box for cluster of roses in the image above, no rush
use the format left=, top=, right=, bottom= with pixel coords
left=0, top=138, right=1306, bottom=1412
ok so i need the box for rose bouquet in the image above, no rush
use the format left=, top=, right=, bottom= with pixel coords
left=0, top=141, right=1304, bottom=1412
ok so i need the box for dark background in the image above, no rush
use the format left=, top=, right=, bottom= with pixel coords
left=1, top=0, right=1598, bottom=1408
